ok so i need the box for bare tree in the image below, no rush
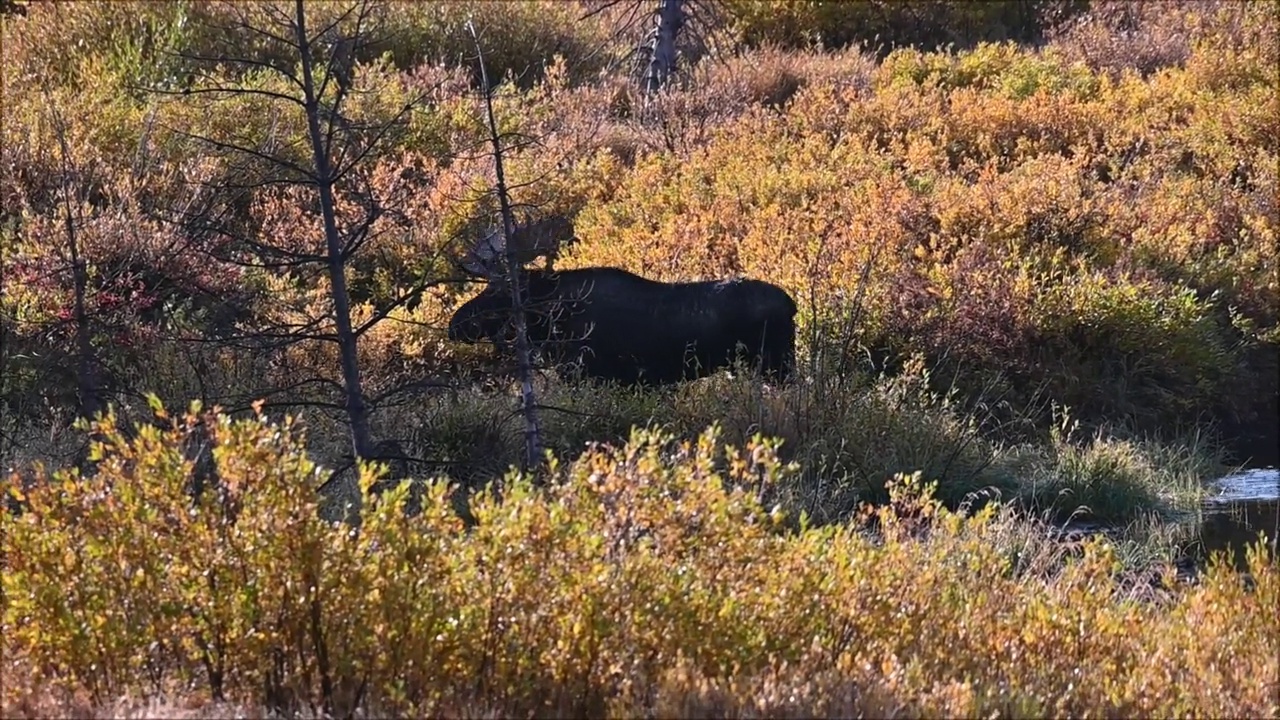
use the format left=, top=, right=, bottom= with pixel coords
left=293, top=0, right=373, bottom=461
left=590, top=0, right=725, bottom=95
left=0, top=237, right=14, bottom=474
left=465, top=19, right=544, bottom=473
left=146, top=1, right=445, bottom=474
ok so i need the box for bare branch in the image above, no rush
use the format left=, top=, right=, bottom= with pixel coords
left=155, top=82, right=309, bottom=109
left=309, top=0, right=364, bottom=104
left=329, top=99, right=420, bottom=183
left=231, top=2, right=302, bottom=54
left=174, top=52, right=306, bottom=92
left=41, top=90, right=104, bottom=427
left=163, top=125, right=315, bottom=181
left=579, top=0, right=633, bottom=21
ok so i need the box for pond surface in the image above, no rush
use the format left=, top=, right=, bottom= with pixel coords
left=1196, top=467, right=1279, bottom=569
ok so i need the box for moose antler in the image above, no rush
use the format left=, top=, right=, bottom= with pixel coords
left=458, top=212, right=577, bottom=280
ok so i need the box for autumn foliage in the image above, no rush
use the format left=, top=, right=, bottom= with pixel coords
left=3, top=1, right=1274, bottom=450
left=1, top=0, right=1278, bottom=716
left=3, top=405, right=1277, bottom=718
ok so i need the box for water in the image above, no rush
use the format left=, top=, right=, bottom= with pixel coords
left=1205, top=467, right=1280, bottom=505
left=1196, top=467, right=1280, bottom=569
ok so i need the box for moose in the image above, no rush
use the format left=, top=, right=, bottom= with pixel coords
left=448, top=221, right=797, bottom=385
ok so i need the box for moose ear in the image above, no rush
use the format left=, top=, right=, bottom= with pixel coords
left=454, top=254, right=488, bottom=279
left=458, top=225, right=507, bottom=279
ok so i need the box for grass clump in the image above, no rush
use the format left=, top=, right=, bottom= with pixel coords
left=3, top=405, right=1276, bottom=719
left=1021, top=426, right=1217, bottom=526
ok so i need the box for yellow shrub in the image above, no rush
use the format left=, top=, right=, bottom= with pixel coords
left=3, top=408, right=1276, bottom=717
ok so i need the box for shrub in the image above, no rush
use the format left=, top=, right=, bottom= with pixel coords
left=725, top=0, right=1082, bottom=55
left=3, top=406, right=1276, bottom=717
left=880, top=41, right=1101, bottom=100
left=5, top=0, right=1273, bottom=457
left=352, top=356, right=1228, bottom=533
left=376, top=0, right=616, bottom=88
left=1027, top=271, right=1241, bottom=428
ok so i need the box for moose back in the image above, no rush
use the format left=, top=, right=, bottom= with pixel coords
left=448, top=267, right=797, bottom=385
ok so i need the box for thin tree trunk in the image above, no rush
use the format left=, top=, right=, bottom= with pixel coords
left=293, top=0, right=374, bottom=460
left=46, top=96, right=102, bottom=427
left=469, top=21, right=543, bottom=472
left=63, top=178, right=99, bottom=424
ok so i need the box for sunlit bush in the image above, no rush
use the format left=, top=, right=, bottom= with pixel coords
left=3, top=407, right=1276, bottom=717
left=1027, top=270, right=1241, bottom=425
left=3, top=3, right=1278, bottom=715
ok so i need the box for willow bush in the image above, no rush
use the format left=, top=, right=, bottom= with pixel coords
left=3, top=406, right=1276, bottom=717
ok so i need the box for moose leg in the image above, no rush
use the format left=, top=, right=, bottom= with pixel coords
left=760, top=323, right=796, bottom=383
